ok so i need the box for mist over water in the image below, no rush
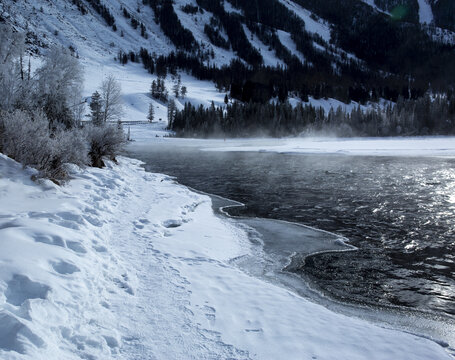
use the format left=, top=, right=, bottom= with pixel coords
left=127, top=140, right=455, bottom=318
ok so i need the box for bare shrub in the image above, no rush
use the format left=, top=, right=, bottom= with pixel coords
left=85, top=123, right=126, bottom=168
left=0, top=110, right=89, bottom=181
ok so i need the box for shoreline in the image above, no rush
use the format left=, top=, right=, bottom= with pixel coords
left=182, top=186, right=455, bottom=354
left=1, top=152, right=453, bottom=359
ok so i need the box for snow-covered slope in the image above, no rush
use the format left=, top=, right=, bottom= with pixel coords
left=242, top=25, right=286, bottom=68
left=278, top=0, right=331, bottom=42
left=1, top=0, right=171, bottom=59
left=276, top=30, right=305, bottom=63
left=361, top=0, right=391, bottom=14
left=173, top=0, right=235, bottom=67
left=0, top=153, right=453, bottom=359
left=82, top=56, right=228, bottom=128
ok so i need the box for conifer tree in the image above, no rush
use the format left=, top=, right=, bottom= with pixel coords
left=90, top=91, right=103, bottom=126
left=167, top=99, right=177, bottom=127
left=172, top=76, right=181, bottom=98
left=180, top=86, right=187, bottom=99
left=147, top=103, right=155, bottom=122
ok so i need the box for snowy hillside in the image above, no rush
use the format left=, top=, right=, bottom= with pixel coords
left=2, top=0, right=455, bottom=123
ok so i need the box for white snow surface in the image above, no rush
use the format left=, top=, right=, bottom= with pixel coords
left=417, top=0, right=434, bottom=24
left=223, top=1, right=244, bottom=16
left=361, top=0, right=391, bottom=14
left=80, top=55, right=228, bottom=129
left=276, top=30, right=305, bottom=63
left=0, top=152, right=453, bottom=359
left=199, top=136, right=455, bottom=157
left=277, top=0, right=332, bottom=42
left=242, top=25, right=286, bottom=68
left=173, top=0, right=236, bottom=67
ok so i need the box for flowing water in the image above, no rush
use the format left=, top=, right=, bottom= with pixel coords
left=126, top=139, right=455, bottom=341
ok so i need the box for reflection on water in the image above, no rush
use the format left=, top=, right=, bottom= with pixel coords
left=126, top=141, right=455, bottom=317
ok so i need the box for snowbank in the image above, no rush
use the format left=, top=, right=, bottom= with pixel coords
left=0, top=153, right=452, bottom=359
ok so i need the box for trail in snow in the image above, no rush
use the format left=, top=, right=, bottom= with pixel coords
left=105, top=162, right=250, bottom=359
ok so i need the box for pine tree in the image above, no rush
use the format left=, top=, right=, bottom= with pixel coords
left=167, top=99, right=177, bottom=127
left=90, top=91, right=103, bottom=126
left=172, top=76, right=181, bottom=98
left=147, top=103, right=155, bottom=122
left=150, top=80, right=157, bottom=98
left=180, top=86, right=187, bottom=99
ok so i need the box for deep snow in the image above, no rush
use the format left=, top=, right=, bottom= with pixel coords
left=0, top=150, right=454, bottom=359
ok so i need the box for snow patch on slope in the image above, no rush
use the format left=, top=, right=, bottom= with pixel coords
left=277, top=30, right=305, bottom=63
left=223, top=1, right=244, bottom=16
left=277, top=0, right=331, bottom=42
left=361, top=0, right=391, bottom=14
left=173, top=0, right=236, bottom=66
left=417, top=0, right=434, bottom=24
left=242, top=25, right=286, bottom=68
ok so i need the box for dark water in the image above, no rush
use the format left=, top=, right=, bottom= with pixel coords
left=127, top=142, right=455, bottom=317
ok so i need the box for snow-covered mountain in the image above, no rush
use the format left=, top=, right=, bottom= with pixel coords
left=1, top=0, right=454, bottom=124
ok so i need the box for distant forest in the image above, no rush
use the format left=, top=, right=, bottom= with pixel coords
left=169, top=94, right=455, bottom=138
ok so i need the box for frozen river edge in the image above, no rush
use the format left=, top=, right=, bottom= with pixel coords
left=0, top=153, right=453, bottom=359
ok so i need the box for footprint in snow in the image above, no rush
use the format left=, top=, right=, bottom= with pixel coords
left=66, top=241, right=87, bottom=254
left=113, top=276, right=134, bottom=295
left=162, top=219, right=182, bottom=228
left=244, top=328, right=263, bottom=333
left=5, top=274, right=50, bottom=306
left=34, top=234, right=65, bottom=247
left=51, top=260, right=80, bottom=275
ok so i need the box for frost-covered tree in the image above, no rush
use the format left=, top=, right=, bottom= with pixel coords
left=101, top=74, right=123, bottom=123
left=0, top=110, right=88, bottom=180
left=0, top=24, right=26, bottom=111
left=147, top=103, right=155, bottom=122
left=90, top=91, right=103, bottom=125
left=35, top=46, right=83, bottom=128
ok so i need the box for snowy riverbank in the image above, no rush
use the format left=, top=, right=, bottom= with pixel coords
left=0, top=153, right=452, bottom=359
